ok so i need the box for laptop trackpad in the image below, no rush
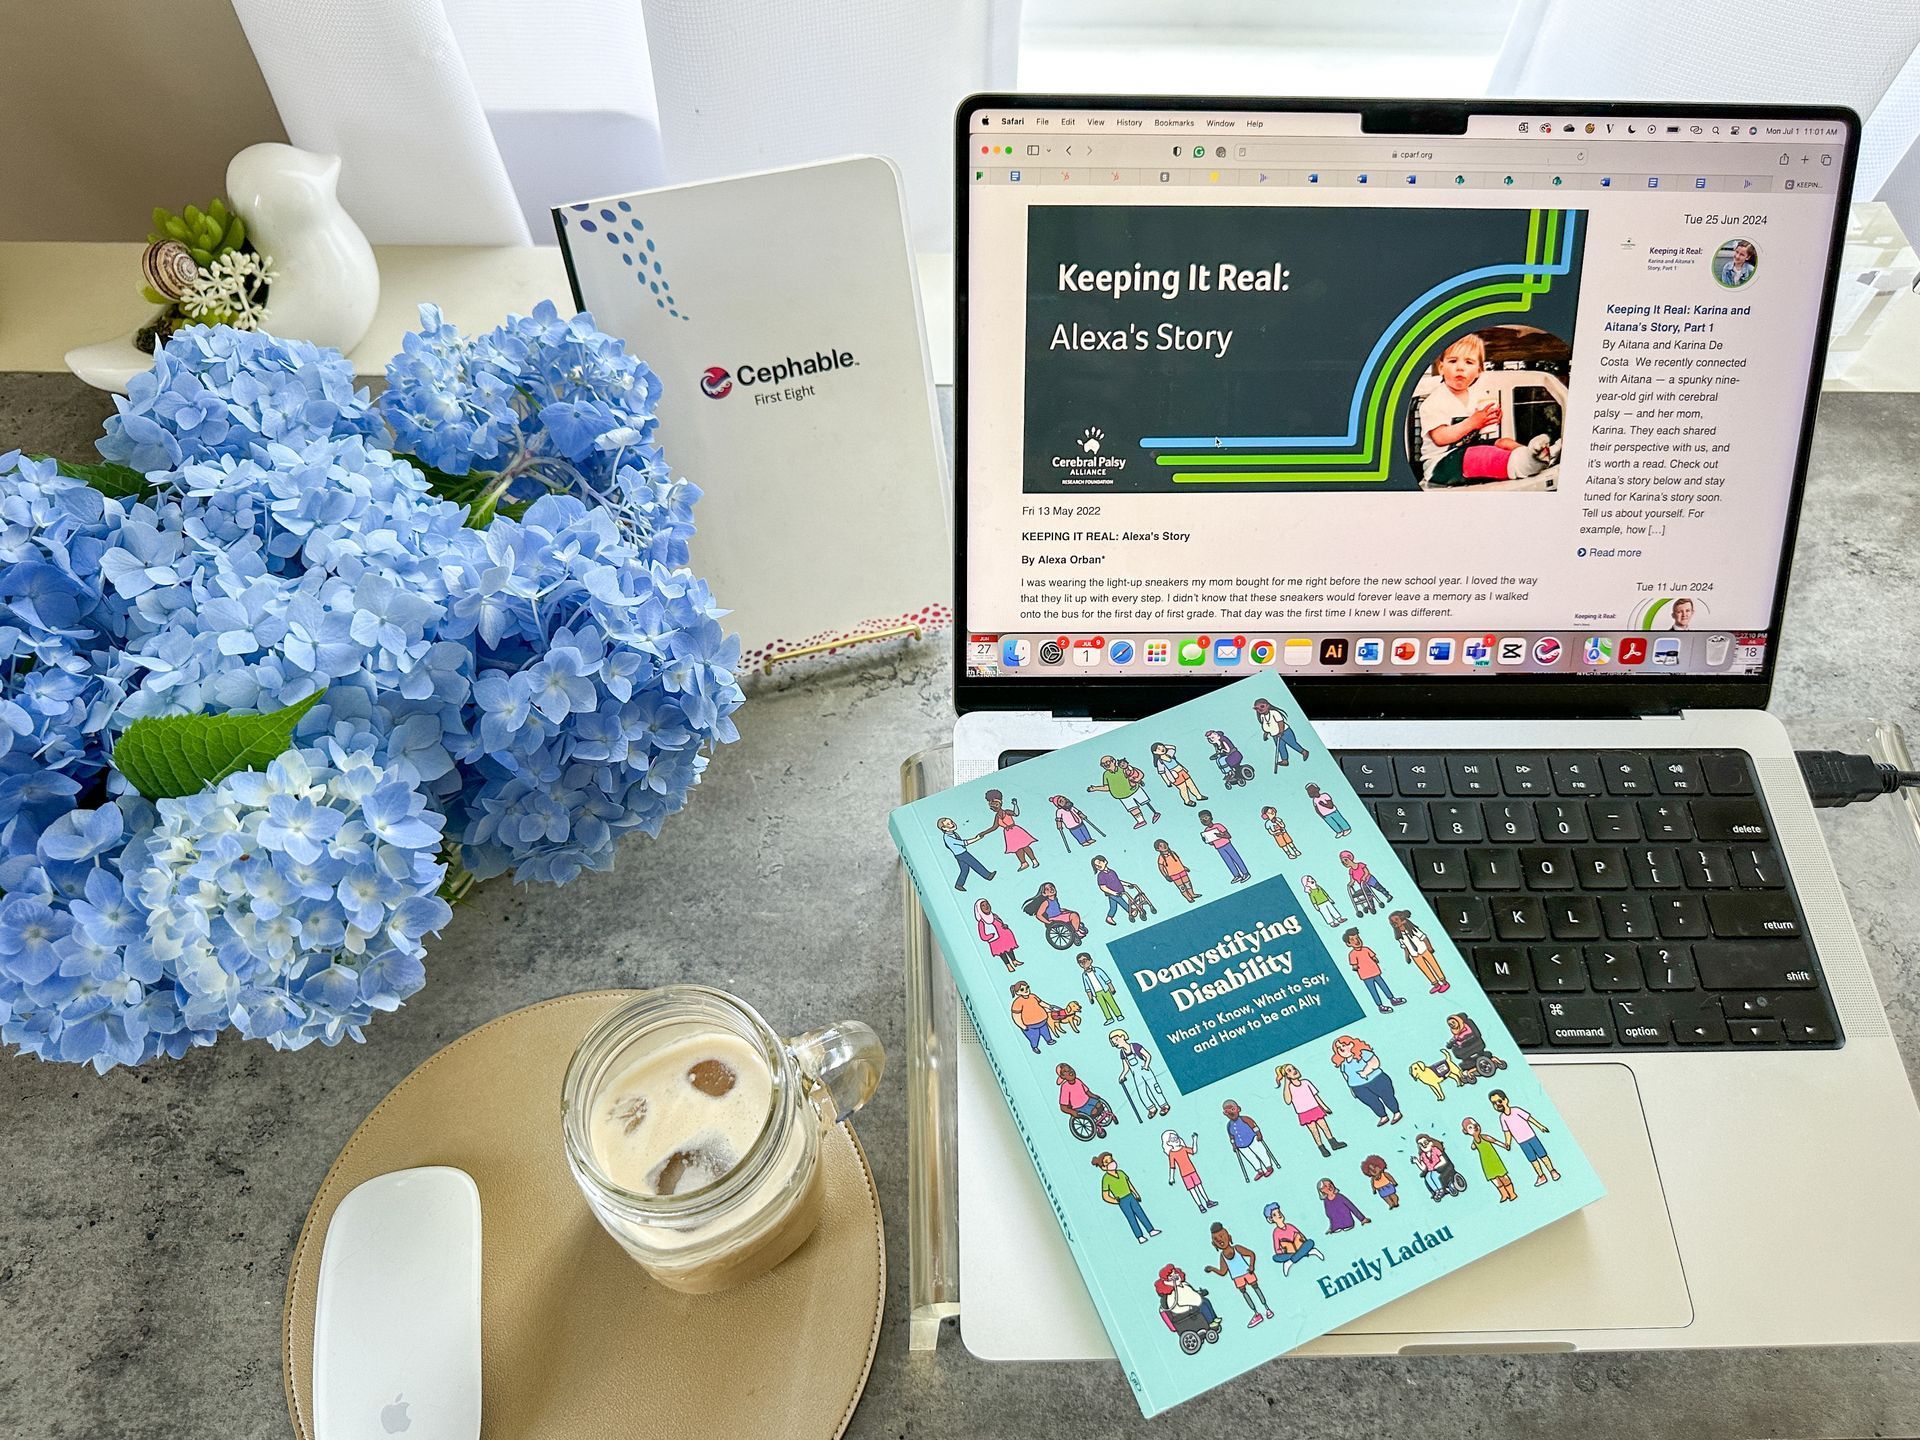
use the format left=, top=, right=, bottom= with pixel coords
left=958, top=1056, right=1689, bottom=1358
left=1333, top=1062, right=1692, bottom=1344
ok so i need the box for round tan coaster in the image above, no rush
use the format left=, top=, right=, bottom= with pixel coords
left=283, top=990, right=886, bottom=1440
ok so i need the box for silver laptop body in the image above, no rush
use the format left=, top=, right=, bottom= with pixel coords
left=948, top=94, right=1920, bottom=1360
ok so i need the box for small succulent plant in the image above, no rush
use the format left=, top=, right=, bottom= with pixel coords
left=142, top=199, right=246, bottom=305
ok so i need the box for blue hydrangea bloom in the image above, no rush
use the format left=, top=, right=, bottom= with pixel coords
left=0, top=306, right=738, bottom=1071
left=134, top=745, right=450, bottom=1053
left=377, top=301, right=689, bottom=531
left=438, top=495, right=741, bottom=885
left=99, top=326, right=378, bottom=474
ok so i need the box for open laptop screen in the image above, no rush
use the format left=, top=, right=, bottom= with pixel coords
left=957, top=99, right=1853, bottom=705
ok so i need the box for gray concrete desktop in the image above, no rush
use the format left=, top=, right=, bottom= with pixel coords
left=1, top=378, right=1917, bottom=1439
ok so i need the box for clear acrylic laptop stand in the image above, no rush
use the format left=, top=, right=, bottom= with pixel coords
left=901, top=744, right=962, bottom=1349
left=899, top=720, right=1920, bottom=1351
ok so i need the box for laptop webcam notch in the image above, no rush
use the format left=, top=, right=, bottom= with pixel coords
left=1361, top=102, right=1469, bottom=134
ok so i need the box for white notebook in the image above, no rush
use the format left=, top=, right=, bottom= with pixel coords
left=555, top=157, right=950, bottom=665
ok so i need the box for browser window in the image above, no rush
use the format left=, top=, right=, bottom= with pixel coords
left=961, top=105, right=1849, bottom=683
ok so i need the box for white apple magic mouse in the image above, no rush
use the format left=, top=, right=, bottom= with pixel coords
left=314, top=1166, right=481, bottom=1440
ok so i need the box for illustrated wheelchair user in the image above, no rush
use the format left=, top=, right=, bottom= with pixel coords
left=1203, top=729, right=1255, bottom=789
left=1413, top=1132, right=1471, bottom=1201
left=1440, top=1011, right=1509, bottom=1084
left=1056, top=1061, right=1121, bottom=1141
left=1021, top=880, right=1088, bottom=949
left=1154, top=1262, right=1223, bottom=1355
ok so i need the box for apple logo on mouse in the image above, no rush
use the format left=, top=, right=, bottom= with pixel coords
left=380, top=1394, right=411, bottom=1434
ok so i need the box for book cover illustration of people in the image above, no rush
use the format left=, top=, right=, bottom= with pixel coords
left=891, top=672, right=1604, bottom=1415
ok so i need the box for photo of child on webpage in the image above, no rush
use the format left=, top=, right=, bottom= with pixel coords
left=1407, top=327, right=1568, bottom=493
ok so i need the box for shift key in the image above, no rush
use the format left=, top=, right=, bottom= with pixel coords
left=1695, top=940, right=1820, bottom=989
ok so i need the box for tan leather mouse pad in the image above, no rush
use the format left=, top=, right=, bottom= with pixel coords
left=284, top=991, right=885, bottom=1439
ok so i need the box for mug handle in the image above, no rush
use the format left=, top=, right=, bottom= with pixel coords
left=787, top=1022, right=885, bottom=1122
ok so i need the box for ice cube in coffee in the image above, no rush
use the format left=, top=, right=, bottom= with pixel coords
left=589, top=1033, right=769, bottom=1198
left=579, top=1024, right=827, bottom=1292
left=566, top=989, right=880, bottom=1295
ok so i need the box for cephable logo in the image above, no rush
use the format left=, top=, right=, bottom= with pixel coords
left=699, top=366, right=734, bottom=399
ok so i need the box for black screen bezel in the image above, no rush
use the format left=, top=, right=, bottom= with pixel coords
left=952, top=94, right=1860, bottom=720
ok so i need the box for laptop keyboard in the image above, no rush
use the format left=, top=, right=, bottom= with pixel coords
left=995, top=744, right=1843, bottom=1054
left=1335, top=748, right=1842, bottom=1053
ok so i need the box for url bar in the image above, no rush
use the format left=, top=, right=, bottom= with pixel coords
left=1218, top=142, right=1588, bottom=169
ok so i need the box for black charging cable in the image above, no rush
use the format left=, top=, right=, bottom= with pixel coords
left=1795, top=750, right=1920, bottom=808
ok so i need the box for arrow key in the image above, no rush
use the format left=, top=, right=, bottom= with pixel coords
left=1729, top=1017, right=1786, bottom=1044
left=1670, top=1000, right=1729, bottom=1045
left=1774, top=999, right=1839, bottom=1045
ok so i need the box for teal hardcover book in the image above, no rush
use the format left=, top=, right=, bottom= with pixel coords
left=890, top=672, right=1604, bottom=1416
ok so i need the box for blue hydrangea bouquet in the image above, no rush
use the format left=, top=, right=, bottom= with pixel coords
left=0, top=304, right=742, bottom=1070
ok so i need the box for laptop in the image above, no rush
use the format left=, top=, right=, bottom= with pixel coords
left=949, top=95, right=1920, bottom=1360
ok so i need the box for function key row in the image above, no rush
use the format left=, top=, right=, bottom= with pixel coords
left=1342, top=750, right=1756, bottom=799
left=1368, top=795, right=1771, bottom=845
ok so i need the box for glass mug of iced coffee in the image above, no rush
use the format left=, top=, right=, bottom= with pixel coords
left=562, top=987, right=883, bottom=1293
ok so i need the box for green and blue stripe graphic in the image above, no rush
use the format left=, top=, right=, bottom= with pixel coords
left=1141, top=209, right=1578, bottom=485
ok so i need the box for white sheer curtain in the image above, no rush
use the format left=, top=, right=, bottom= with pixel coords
left=438, top=0, right=664, bottom=239
left=233, top=0, right=533, bottom=244
left=232, top=0, right=1017, bottom=250
left=639, top=0, right=1021, bottom=251
left=234, top=0, right=666, bottom=245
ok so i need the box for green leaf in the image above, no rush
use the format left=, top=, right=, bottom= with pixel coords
left=397, top=454, right=504, bottom=528
left=403, top=456, right=480, bottom=496
left=113, top=693, right=324, bottom=801
left=28, top=454, right=154, bottom=500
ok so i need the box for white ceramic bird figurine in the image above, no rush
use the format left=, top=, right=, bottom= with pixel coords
left=225, top=143, right=379, bottom=354
left=66, top=144, right=382, bottom=392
